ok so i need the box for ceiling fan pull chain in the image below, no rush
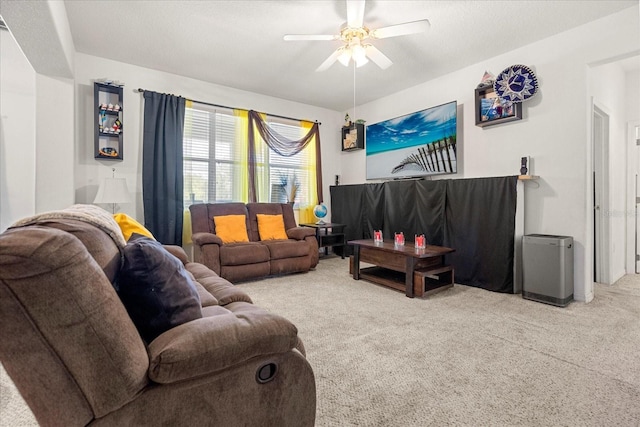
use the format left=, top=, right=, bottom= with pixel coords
left=353, top=60, right=356, bottom=121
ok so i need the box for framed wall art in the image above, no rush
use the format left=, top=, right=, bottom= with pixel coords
left=474, top=86, right=522, bottom=128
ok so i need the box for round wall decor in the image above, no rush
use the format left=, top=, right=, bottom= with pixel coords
left=493, top=64, right=538, bottom=103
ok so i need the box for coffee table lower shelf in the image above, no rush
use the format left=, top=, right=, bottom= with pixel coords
left=349, top=258, right=454, bottom=298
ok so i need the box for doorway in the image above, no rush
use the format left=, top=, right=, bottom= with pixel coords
left=592, top=103, right=610, bottom=284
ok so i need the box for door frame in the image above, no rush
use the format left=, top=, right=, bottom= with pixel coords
left=591, top=101, right=611, bottom=285
left=626, top=121, right=640, bottom=273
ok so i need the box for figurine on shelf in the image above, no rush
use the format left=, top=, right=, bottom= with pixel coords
left=99, top=111, right=106, bottom=131
left=111, top=119, right=122, bottom=133
left=344, top=113, right=351, bottom=127
left=477, top=70, right=495, bottom=89
left=99, top=147, right=118, bottom=157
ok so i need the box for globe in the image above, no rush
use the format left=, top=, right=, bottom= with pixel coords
left=313, top=204, right=328, bottom=224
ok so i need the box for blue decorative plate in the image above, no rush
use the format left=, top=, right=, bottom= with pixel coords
left=494, top=64, right=538, bottom=103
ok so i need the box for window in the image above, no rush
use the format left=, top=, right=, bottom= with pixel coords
left=183, top=105, right=315, bottom=208
left=183, top=106, right=241, bottom=206
left=263, top=121, right=310, bottom=205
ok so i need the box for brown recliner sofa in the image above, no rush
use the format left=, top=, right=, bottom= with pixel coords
left=0, top=212, right=316, bottom=426
left=190, top=202, right=319, bottom=282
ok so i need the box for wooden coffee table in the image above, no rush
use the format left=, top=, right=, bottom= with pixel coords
left=348, top=239, right=455, bottom=298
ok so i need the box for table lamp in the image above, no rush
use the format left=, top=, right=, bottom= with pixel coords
left=93, top=168, right=132, bottom=214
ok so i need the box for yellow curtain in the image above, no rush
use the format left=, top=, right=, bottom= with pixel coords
left=234, top=109, right=249, bottom=202
left=182, top=208, right=192, bottom=245
left=298, top=120, right=317, bottom=224
left=252, top=112, right=270, bottom=202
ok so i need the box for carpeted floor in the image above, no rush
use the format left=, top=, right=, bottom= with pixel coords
left=2, top=256, right=639, bottom=426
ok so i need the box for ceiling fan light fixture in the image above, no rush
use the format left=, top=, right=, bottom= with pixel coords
left=338, top=47, right=352, bottom=66
left=355, top=55, right=369, bottom=68
left=351, top=44, right=366, bottom=60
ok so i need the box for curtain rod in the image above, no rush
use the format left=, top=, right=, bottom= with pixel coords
left=136, top=88, right=321, bottom=125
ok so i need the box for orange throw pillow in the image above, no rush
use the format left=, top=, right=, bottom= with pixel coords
left=213, top=215, right=249, bottom=243
left=256, top=214, right=288, bottom=240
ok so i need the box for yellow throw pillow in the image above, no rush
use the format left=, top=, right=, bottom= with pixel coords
left=256, top=214, right=288, bottom=241
left=113, top=213, right=155, bottom=241
left=213, top=215, right=249, bottom=243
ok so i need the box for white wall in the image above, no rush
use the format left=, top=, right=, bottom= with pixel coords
left=73, top=53, right=343, bottom=221
left=0, top=29, right=36, bottom=231
left=344, top=7, right=639, bottom=302
left=626, top=69, right=640, bottom=122
left=35, top=74, right=75, bottom=212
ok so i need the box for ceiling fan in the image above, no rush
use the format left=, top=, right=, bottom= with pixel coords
left=283, top=0, right=430, bottom=72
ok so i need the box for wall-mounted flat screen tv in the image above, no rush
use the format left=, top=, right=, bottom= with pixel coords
left=366, top=100, right=457, bottom=180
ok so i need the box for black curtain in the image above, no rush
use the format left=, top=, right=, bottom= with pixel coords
left=330, top=184, right=365, bottom=256
left=142, top=92, right=186, bottom=245
left=363, top=183, right=385, bottom=239
left=415, top=180, right=447, bottom=246
left=443, top=176, right=518, bottom=293
left=383, top=180, right=417, bottom=239
left=330, top=176, right=518, bottom=293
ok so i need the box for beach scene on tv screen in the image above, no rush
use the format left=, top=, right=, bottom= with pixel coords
left=366, top=101, right=457, bottom=180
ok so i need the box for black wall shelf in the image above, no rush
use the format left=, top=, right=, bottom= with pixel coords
left=94, top=82, right=124, bottom=160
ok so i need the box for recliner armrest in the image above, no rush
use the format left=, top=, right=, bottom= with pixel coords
left=286, top=227, right=316, bottom=240
left=148, top=304, right=298, bottom=384
left=162, top=245, right=189, bottom=264
left=192, top=232, right=223, bottom=246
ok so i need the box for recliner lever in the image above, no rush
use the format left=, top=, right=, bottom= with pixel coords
left=256, top=362, right=278, bottom=384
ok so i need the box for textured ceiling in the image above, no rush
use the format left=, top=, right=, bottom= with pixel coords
left=63, top=0, right=637, bottom=112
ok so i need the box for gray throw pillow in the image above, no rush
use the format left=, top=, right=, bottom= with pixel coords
left=117, top=234, right=202, bottom=343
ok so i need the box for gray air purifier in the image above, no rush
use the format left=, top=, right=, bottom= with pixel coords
left=522, top=234, right=574, bottom=307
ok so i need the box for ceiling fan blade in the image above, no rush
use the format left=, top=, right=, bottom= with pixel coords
left=370, top=19, right=430, bottom=39
left=316, top=49, right=342, bottom=72
left=284, top=34, right=338, bottom=41
left=346, top=0, right=366, bottom=28
left=365, top=45, right=393, bottom=70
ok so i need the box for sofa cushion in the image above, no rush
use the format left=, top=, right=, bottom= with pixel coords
left=261, top=239, right=310, bottom=260
left=117, top=234, right=203, bottom=343
left=113, top=213, right=155, bottom=241
left=213, top=215, right=249, bottom=243
left=219, top=242, right=270, bottom=266
left=256, top=214, right=288, bottom=240
left=186, top=262, right=253, bottom=305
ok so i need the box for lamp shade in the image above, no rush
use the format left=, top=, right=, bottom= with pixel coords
left=93, top=178, right=132, bottom=204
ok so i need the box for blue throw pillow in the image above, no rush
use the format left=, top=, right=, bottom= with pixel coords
left=117, top=234, right=202, bottom=343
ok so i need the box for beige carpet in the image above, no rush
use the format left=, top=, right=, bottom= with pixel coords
left=2, top=257, right=640, bottom=426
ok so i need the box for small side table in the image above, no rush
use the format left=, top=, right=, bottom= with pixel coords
left=300, top=223, right=346, bottom=259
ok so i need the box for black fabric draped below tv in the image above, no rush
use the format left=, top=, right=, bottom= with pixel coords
left=330, top=176, right=518, bottom=293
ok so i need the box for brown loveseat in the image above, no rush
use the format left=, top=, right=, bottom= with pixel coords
left=0, top=210, right=316, bottom=426
left=190, top=202, right=319, bottom=282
